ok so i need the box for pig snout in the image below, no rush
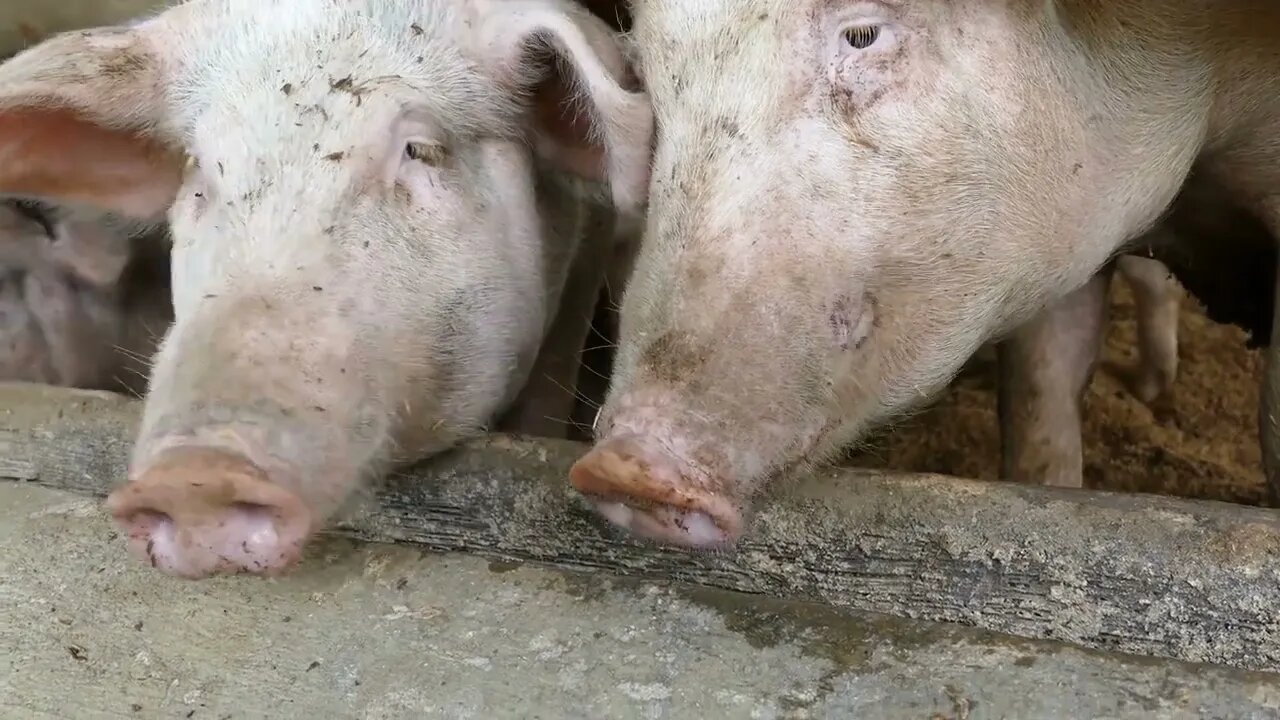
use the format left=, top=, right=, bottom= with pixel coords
left=570, top=435, right=742, bottom=548
left=570, top=392, right=751, bottom=548
left=106, top=447, right=312, bottom=578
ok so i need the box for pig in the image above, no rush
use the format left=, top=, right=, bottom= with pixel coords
left=569, top=0, right=1280, bottom=547
left=0, top=198, right=171, bottom=396
left=1108, top=254, right=1181, bottom=407
left=0, top=0, right=652, bottom=578
left=996, top=246, right=1183, bottom=485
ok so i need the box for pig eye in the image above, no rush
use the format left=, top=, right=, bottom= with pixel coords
left=9, top=200, right=56, bottom=239
left=843, top=25, right=881, bottom=50
left=405, top=141, right=450, bottom=167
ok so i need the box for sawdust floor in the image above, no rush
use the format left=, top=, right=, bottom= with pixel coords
left=846, top=281, right=1268, bottom=506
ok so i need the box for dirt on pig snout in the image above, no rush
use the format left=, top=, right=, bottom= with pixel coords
left=845, top=280, right=1267, bottom=506
left=574, top=278, right=1268, bottom=507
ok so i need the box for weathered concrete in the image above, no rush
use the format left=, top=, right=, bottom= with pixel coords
left=0, top=0, right=169, bottom=57
left=4, top=383, right=1280, bottom=675
left=2, top=481, right=1279, bottom=719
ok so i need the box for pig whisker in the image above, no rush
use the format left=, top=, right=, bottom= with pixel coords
left=542, top=415, right=593, bottom=433
left=112, top=344, right=157, bottom=368
left=120, top=380, right=145, bottom=400
left=580, top=342, right=619, bottom=353
left=575, top=360, right=611, bottom=383
left=143, top=325, right=165, bottom=343
left=541, top=372, right=599, bottom=410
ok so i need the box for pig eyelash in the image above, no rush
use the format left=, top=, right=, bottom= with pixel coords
left=843, top=25, right=881, bottom=50
left=404, top=141, right=450, bottom=167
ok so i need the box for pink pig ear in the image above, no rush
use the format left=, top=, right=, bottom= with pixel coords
left=482, top=1, right=653, bottom=218
left=0, top=24, right=185, bottom=219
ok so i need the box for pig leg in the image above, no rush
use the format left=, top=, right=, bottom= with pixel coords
left=997, top=266, right=1114, bottom=488
left=497, top=205, right=615, bottom=439
left=1110, top=251, right=1181, bottom=407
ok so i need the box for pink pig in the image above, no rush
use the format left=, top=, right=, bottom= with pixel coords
left=0, top=0, right=652, bottom=578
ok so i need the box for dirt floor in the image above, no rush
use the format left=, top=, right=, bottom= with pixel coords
left=846, top=280, right=1268, bottom=506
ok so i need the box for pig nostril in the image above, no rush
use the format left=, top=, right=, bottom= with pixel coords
left=227, top=501, right=282, bottom=542
left=122, top=508, right=173, bottom=537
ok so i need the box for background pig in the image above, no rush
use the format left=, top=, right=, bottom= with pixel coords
left=570, top=0, right=1280, bottom=547
left=996, top=246, right=1183, bottom=485
left=0, top=198, right=171, bottom=396
left=0, top=0, right=652, bottom=578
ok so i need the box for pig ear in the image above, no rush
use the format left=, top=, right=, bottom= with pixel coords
left=484, top=2, right=653, bottom=217
left=0, top=25, right=185, bottom=219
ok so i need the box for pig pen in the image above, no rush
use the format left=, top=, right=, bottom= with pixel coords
left=855, top=280, right=1267, bottom=506
left=2, top=5, right=1279, bottom=720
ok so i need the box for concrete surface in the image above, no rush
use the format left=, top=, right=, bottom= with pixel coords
left=9, top=383, right=1280, bottom=674
left=2, top=482, right=1279, bottom=719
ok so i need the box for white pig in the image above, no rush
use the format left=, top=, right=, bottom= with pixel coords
left=995, top=248, right=1183, bottom=485
left=0, top=0, right=652, bottom=578
left=570, top=0, right=1280, bottom=547
left=0, top=198, right=171, bottom=395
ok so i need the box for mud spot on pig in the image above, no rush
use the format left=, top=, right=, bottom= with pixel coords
left=97, top=45, right=152, bottom=81
left=640, top=331, right=706, bottom=385
left=328, top=75, right=371, bottom=105
left=829, top=293, right=874, bottom=351
left=682, top=248, right=727, bottom=294
left=716, top=117, right=741, bottom=138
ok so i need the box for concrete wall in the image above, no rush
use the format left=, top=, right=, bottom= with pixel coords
left=0, top=0, right=170, bottom=57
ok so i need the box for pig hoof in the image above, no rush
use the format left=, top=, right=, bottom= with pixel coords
left=105, top=448, right=312, bottom=579
left=569, top=436, right=742, bottom=549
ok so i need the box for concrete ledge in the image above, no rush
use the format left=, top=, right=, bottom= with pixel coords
left=6, top=482, right=1280, bottom=719
left=2, top=382, right=1280, bottom=673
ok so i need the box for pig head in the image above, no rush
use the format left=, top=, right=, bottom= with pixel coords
left=571, top=0, right=1280, bottom=546
left=0, top=0, right=652, bottom=578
